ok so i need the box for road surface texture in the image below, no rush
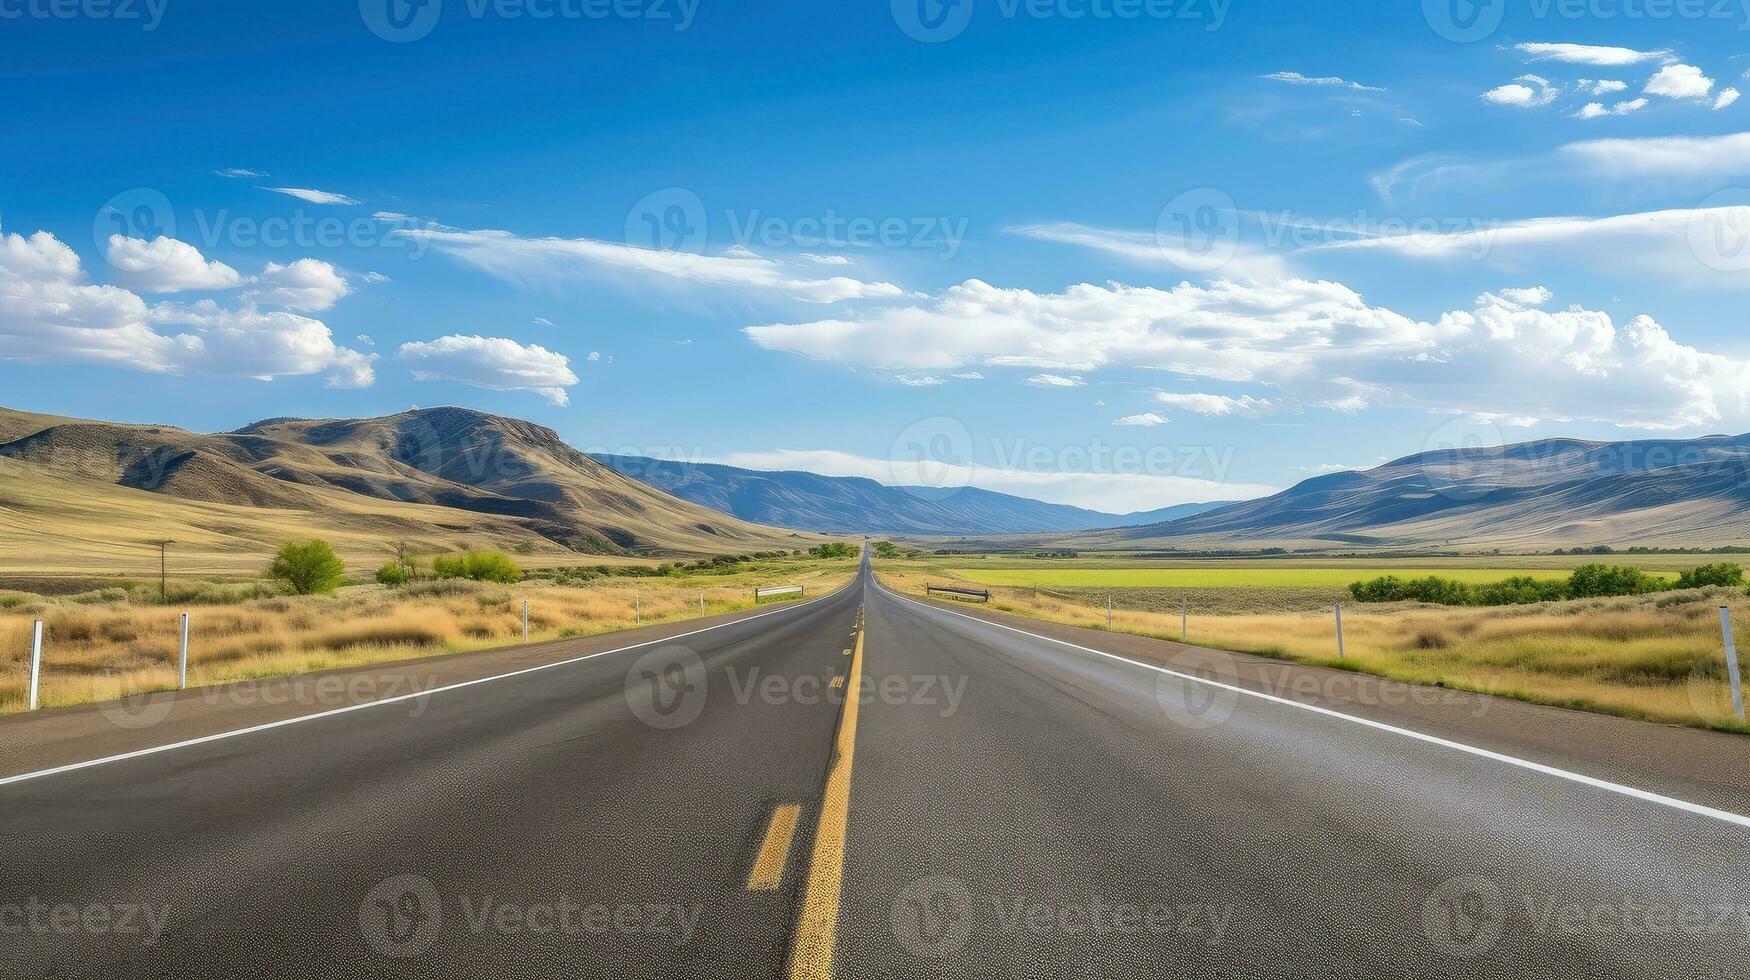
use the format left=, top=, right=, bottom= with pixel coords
left=3, top=556, right=1747, bottom=978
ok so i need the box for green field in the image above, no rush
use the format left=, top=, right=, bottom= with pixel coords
left=948, top=567, right=1675, bottom=589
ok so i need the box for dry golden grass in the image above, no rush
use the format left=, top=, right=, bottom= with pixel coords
left=0, top=561, right=856, bottom=714
left=876, top=561, right=1750, bottom=734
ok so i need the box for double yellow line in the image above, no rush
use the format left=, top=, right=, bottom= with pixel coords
left=786, top=609, right=866, bottom=980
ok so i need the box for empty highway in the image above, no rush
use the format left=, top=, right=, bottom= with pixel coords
left=3, top=555, right=1748, bottom=978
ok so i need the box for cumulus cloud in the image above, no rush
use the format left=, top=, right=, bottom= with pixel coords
left=1260, top=71, right=1383, bottom=92
left=402, top=227, right=904, bottom=304
left=1113, top=412, right=1169, bottom=426
left=1579, top=79, right=1628, bottom=95
left=1645, top=64, right=1715, bottom=100
left=103, top=236, right=241, bottom=292
left=263, top=187, right=361, bottom=206
left=397, top=334, right=579, bottom=405
left=743, top=275, right=1750, bottom=430
left=1154, top=393, right=1279, bottom=417
left=1498, top=286, right=1553, bottom=306
left=1482, top=75, right=1558, bottom=107
left=1573, top=98, right=1647, bottom=118
left=0, top=229, right=373, bottom=387
left=1716, top=87, right=1741, bottom=110
left=244, top=259, right=351, bottom=312
left=1514, top=42, right=1670, bottom=66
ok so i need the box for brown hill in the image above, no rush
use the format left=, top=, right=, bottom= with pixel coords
left=0, top=406, right=817, bottom=571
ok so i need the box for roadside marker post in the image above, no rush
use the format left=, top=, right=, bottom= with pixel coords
left=1335, top=603, right=1346, bottom=659
left=522, top=600, right=529, bottom=644
left=178, top=613, right=190, bottom=690
left=1106, top=592, right=1114, bottom=630
left=1181, top=597, right=1188, bottom=642
left=27, top=620, right=43, bottom=711
left=635, top=594, right=641, bottom=625
left=1721, top=606, right=1744, bottom=722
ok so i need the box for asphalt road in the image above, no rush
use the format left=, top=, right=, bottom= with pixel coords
left=4, top=555, right=1749, bottom=978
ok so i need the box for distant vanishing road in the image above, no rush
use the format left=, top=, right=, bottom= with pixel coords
left=4, top=553, right=1749, bottom=978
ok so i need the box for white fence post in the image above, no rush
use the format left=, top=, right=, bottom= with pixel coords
left=635, top=594, right=641, bottom=625
left=1721, top=606, right=1744, bottom=722
left=1106, top=592, right=1113, bottom=630
left=27, top=620, right=43, bottom=711
left=699, top=592, right=705, bottom=615
left=523, top=599, right=530, bottom=644
left=1335, top=603, right=1346, bottom=659
left=1181, top=597, right=1188, bottom=643
left=178, top=612, right=190, bottom=690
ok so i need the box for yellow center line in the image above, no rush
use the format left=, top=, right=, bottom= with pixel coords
left=747, top=804, right=803, bottom=892
left=788, top=610, right=866, bottom=980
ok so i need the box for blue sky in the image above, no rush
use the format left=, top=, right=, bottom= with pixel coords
left=6, top=0, right=1750, bottom=512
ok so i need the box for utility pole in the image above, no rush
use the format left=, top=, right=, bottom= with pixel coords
left=153, top=539, right=174, bottom=601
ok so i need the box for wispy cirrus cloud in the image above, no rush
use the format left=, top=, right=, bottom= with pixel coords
left=1514, top=42, right=1672, bottom=66
left=1260, top=71, right=1383, bottom=92
left=262, top=186, right=361, bottom=206
left=401, top=227, right=905, bottom=304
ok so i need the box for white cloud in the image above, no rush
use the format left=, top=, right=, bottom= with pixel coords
left=743, top=274, right=1750, bottom=430
left=1498, top=286, right=1552, bottom=306
left=712, top=448, right=1277, bottom=512
left=1113, top=412, right=1169, bottom=426
left=1260, top=71, right=1383, bottom=92
left=897, top=375, right=945, bottom=386
left=532, top=317, right=555, bottom=327
left=356, top=334, right=375, bottom=346
left=1573, top=98, right=1648, bottom=118
left=1645, top=64, right=1715, bottom=100
left=1482, top=75, right=1557, bottom=107
left=800, top=253, right=852, bottom=265
left=586, top=351, right=601, bottom=362
left=262, top=187, right=361, bottom=206
left=1311, top=205, right=1750, bottom=289
left=397, top=334, right=578, bottom=405
left=1154, top=392, right=1278, bottom=417
left=1561, top=131, right=1750, bottom=178
left=0, top=229, right=373, bottom=388
left=1716, top=87, right=1741, bottom=110
left=1514, top=42, right=1670, bottom=66
left=214, top=167, right=268, bottom=178
left=244, top=259, right=351, bottom=312
left=1008, top=221, right=1285, bottom=280
left=1578, top=79, right=1628, bottom=95
left=402, top=227, right=904, bottom=304
left=1023, top=374, right=1084, bottom=387
left=103, top=236, right=241, bottom=292
left=950, top=371, right=984, bottom=380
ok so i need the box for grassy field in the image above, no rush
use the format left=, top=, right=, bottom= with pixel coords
left=0, top=558, right=857, bottom=714
left=948, top=566, right=1614, bottom=589
left=877, top=557, right=1750, bottom=733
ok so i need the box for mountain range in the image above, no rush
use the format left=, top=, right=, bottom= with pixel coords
left=1046, top=434, right=1750, bottom=551
left=592, top=455, right=1232, bottom=535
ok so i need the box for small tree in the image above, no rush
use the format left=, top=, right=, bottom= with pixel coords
left=376, top=561, right=412, bottom=587
left=269, top=540, right=345, bottom=595
left=1676, top=563, right=1744, bottom=590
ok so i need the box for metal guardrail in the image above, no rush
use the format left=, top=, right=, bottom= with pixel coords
left=926, top=584, right=990, bottom=603
left=754, top=585, right=805, bottom=602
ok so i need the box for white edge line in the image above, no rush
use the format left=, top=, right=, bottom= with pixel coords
left=878, top=580, right=1750, bottom=831
left=0, top=584, right=851, bottom=789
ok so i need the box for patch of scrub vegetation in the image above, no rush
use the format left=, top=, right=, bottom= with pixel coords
left=1350, top=563, right=1741, bottom=607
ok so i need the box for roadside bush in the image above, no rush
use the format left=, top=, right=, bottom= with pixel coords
left=431, top=550, right=522, bottom=583
left=1472, top=576, right=1569, bottom=606
left=1675, top=563, right=1744, bottom=590
left=1566, top=563, right=1663, bottom=599
left=376, top=562, right=412, bottom=587
left=268, top=540, right=346, bottom=596
left=809, top=543, right=858, bottom=559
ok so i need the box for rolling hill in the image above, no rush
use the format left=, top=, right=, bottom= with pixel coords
left=592, top=455, right=1233, bottom=535
left=0, top=406, right=817, bottom=577
left=1064, top=433, right=1750, bottom=551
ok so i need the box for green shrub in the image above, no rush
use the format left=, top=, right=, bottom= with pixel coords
left=809, top=543, right=858, bottom=559
left=376, top=562, right=412, bottom=587
left=268, top=540, right=345, bottom=596
left=1566, top=563, right=1663, bottom=599
left=1675, top=563, right=1744, bottom=590
left=430, top=550, right=522, bottom=583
